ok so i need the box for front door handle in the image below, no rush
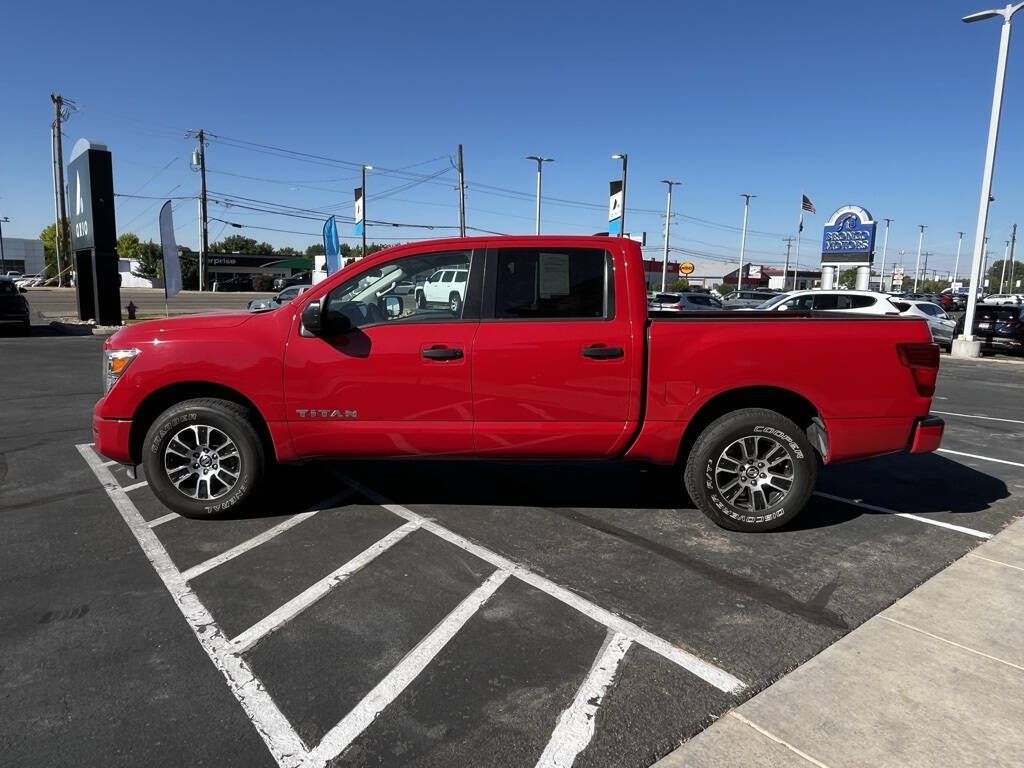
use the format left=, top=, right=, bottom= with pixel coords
left=422, top=346, right=464, bottom=360
left=582, top=345, right=624, bottom=359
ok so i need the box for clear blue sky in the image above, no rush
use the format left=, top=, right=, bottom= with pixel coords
left=2, top=0, right=1023, bottom=273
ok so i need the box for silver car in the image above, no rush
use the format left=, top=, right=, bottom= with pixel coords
left=890, top=299, right=956, bottom=348
left=648, top=292, right=723, bottom=311
left=721, top=289, right=779, bottom=309
left=248, top=285, right=311, bottom=312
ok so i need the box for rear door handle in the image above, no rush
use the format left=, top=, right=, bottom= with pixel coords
left=582, top=345, right=624, bottom=359
left=422, top=346, right=464, bottom=360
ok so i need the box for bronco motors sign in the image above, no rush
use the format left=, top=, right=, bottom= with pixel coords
left=820, top=205, right=877, bottom=265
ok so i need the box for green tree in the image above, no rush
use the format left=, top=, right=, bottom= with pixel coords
left=985, top=259, right=1024, bottom=293
left=276, top=246, right=300, bottom=256
left=667, top=278, right=690, bottom=292
left=837, top=268, right=858, bottom=288
left=131, top=240, right=164, bottom=281
left=117, top=232, right=141, bottom=262
left=39, top=221, right=68, bottom=277
left=210, top=235, right=274, bottom=254
left=305, top=243, right=325, bottom=257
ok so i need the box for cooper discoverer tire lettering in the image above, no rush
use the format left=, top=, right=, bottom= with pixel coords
left=683, top=408, right=817, bottom=532
left=142, top=397, right=265, bottom=519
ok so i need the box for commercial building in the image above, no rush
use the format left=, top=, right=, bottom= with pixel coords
left=1, top=237, right=45, bottom=277
left=206, top=253, right=311, bottom=290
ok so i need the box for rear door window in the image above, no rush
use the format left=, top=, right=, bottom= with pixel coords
left=813, top=294, right=839, bottom=310
left=492, top=248, right=611, bottom=319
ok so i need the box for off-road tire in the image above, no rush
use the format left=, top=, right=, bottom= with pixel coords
left=683, top=408, right=817, bottom=532
left=143, top=397, right=265, bottom=519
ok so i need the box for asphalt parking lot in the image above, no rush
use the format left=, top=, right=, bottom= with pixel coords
left=1, top=332, right=1022, bottom=768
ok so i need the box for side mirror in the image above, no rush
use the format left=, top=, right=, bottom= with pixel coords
left=301, top=299, right=322, bottom=335
left=383, top=295, right=403, bottom=318
left=776, top=304, right=789, bottom=311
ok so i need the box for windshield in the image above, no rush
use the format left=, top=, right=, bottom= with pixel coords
left=753, top=293, right=790, bottom=310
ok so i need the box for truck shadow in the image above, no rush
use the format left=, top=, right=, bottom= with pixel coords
left=321, top=452, right=1008, bottom=532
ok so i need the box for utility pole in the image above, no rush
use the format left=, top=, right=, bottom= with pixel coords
left=0, top=216, right=8, bottom=274
left=660, top=179, right=680, bottom=292
left=914, top=224, right=926, bottom=291
left=1009, top=223, right=1018, bottom=291
left=999, top=239, right=1010, bottom=292
left=783, top=237, right=794, bottom=289
left=187, top=129, right=210, bottom=290
left=457, top=144, right=466, bottom=237
left=879, top=218, right=892, bottom=292
left=922, top=251, right=931, bottom=287
left=51, top=94, right=71, bottom=287
left=738, top=194, right=756, bottom=292
left=526, top=155, right=553, bottom=235
left=953, top=231, right=965, bottom=285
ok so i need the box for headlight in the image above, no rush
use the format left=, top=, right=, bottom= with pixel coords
left=103, top=348, right=140, bottom=394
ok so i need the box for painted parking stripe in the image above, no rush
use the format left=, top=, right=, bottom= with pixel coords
left=813, top=492, right=992, bottom=539
left=148, top=512, right=180, bottom=528
left=231, top=520, right=421, bottom=654
left=535, top=631, right=632, bottom=768
left=337, top=472, right=746, bottom=695
left=305, top=569, right=510, bottom=766
left=123, top=480, right=149, bottom=492
left=76, top=443, right=307, bottom=768
left=937, top=448, right=1024, bottom=469
left=178, top=513, right=320, bottom=582
left=932, top=410, right=1024, bottom=426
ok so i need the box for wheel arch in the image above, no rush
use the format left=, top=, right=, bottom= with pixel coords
left=677, top=386, right=827, bottom=465
left=129, top=381, right=275, bottom=465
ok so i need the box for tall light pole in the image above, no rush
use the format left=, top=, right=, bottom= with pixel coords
left=879, top=218, right=893, bottom=292
left=361, top=164, right=372, bottom=257
left=914, top=224, right=926, bottom=291
left=957, top=2, right=1024, bottom=355
left=526, top=156, right=553, bottom=235
left=737, top=194, right=756, bottom=292
left=1000, top=238, right=1011, bottom=291
left=612, top=153, right=628, bottom=236
left=953, top=231, right=965, bottom=285
left=660, top=180, right=680, bottom=291
left=0, top=216, right=8, bottom=274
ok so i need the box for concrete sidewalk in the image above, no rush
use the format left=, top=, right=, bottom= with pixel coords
left=656, top=517, right=1024, bottom=768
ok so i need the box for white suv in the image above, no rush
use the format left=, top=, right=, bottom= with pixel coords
left=753, top=290, right=900, bottom=315
left=416, top=267, right=468, bottom=313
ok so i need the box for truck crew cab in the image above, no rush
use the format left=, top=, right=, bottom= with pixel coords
left=93, top=236, right=943, bottom=532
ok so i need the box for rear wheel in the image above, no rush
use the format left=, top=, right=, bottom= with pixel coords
left=143, top=398, right=265, bottom=518
left=449, top=291, right=463, bottom=316
left=683, top=408, right=817, bottom=532
left=415, top=289, right=426, bottom=309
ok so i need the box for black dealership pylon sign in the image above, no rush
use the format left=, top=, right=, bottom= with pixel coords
left=67, top=138, right=121, bottom=325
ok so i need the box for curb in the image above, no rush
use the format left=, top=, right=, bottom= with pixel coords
left=48, top=321, right=122, bottom=337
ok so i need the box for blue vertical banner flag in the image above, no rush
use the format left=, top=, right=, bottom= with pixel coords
left=354, top=187, right=365, bottom=236
left=608, top=180, right=623, bottom=235
left=323, top=216, right=341, bottom=275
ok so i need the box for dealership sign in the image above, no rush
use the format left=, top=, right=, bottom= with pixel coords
left=821, top=205, right=877, bottom=265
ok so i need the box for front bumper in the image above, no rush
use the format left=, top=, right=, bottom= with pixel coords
left=92, top=406, right=134, bottom=464
left=909, top=415, right=944, bottom=454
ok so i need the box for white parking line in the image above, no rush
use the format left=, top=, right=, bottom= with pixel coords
left=178, top=513, right=320, bottom=583
left=148, top=512, right=179, bottom=528
left=937, top=448, right=1024, bottom=469
left=76, top=443, right=308, bottom=768
left=123, top=480, right=149, bottom=492
left=338, top=472, right=746, bottom=695
left=932, top=410, right=1024, bottom=426
left=535, top=631, right=632, bottom=768
left=231, top=520, right=421, bottom=654
left=813, top=492, right=993, bottom=539
left=305, top=569, right=510, bottom=766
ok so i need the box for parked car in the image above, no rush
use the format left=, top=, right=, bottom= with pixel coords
left=890, top=300, right=956, bottom=348
left=0, top=276, right=31, bottom=335
left=414, top=266, right=468, bottom=314
left=273, top=272, right=312, bottom=291
left=214, top=276, right=253, bottom=292
left=648, top=292, right=723, bottom=311
left=936, top=292, right=960, bottom=311
left=248, top=285, right=312, bottom=312
left=752, top=290, right=900, bottom=315
left=981, top=293, right=1022, bottom=305
left=92, top=236, right=944, bottom=533
left=954, top=305, right=1024, bottom=354
left=721, top=289, right=779, bottom=309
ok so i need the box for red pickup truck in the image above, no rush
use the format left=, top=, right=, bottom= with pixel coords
left=93, top=236, right=943, bottom=532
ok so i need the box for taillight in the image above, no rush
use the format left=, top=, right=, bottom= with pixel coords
left=898, top=343, right=940, bottom=397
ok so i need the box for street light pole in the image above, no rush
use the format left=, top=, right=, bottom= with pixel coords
left=1000, top=239, right=1010, bottom=292
left=958, top=2, right=1024, bottom=354
left=526, top=156, right=553, bottom=235
left=612, top=154, right=628, bottom=236
left=953, top=231, right=965, bottom=285
left=660, top=180, right=680, bottom=292
left=0, top=216, right=8, bottom=274
left=361, top=164, right=372, bottom=257
left=914, top=225, right=926, bottom=291
left=879, top=218, right=892, bottom=292
left=738, top=194, right=756, bottom=292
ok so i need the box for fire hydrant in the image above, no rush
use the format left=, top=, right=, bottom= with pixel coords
left=127, top=301, right=137, bottom=321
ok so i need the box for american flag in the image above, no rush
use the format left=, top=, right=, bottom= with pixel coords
left=801, top=195, right=816, bottom=214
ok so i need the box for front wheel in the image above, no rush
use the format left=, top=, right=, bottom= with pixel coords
left=449, top=291, right=463, bottom=316
left=143, top=398, right=265, bottom=518
left=415, top=290, right=426, bottom=309
left=683, top=408, right=817, bottom=532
